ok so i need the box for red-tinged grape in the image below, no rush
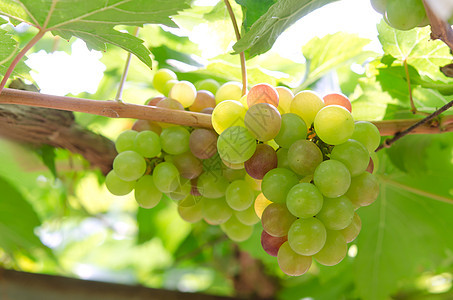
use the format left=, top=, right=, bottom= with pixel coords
left=323, top=93, right=352, bottom=112
left=277, top=241, right=312, bottom=276
left=330, top=139, right=370, bottom=177
left=290, top=90, right=324, bottom=126
left=152, top=69, right=177, bottom=94
left=314, top=105, right=354, bottom=145
left=190, top=178, right=202, bottom=197
left=313, top=160, right=351, bottom=198
left=261, top=230, right=287, bottom=257
left=225, top=179, right=255, bottom=211
left=132, top=120, right=162, bottom=135
left=244, top=144, right=278, bottom=180
left=134, top=175, right=162, bottom=209
left=105, top=170, right=135, bottom=196
left=244, top=103, right=282, bottom=141
left=146, top=96, right=166, bottom=106
left=153, top=162, right=180, bottom=193
left=316, top=195, right=354, bottom=230
left=168, top=80, right=197, bottom=108
left=195, top=78, right=220, bottom=95
left=261, top=168, right=299, bottom=203
left=247, top=83, right=279, bottom=108
left=276, top=86, right=294, bottom=114
left=345, top=172, right=380, bottom=207
left=254, top=193, right=272, bottom=219
left=189, top=128, right=218, bottom=159
left=366, top=157, right=374, bottom=174
left=341, top=212, right=362, bottom=243
left=235, top=205, right=259, bottom=225
left=313, top=230, right=347, bottom=266
left=217, top=126, right=256, bottom=164
left=215, top=81, right=243, bottom=104
left=274, top=113, right=307, bottom=148
left=351, top=121, right=381, bottom=153
left=286, top=183, right=323, bottom=218
left=115, top=130, right=137, bottom=153
left=220, top=215, right=253, bottom=242
left=287, top=140, right=323, bottom=176
left=261, top=203, right=297, bottom=237
left=172, top=151, right=203, bottom=179
left=160, top=127, right=190, bottom=155
left=202, top=196, right=233, bottom=225
left=113, top=150, right=146, bottom=182
left=189, top=90, right=216, bottom=112
left=288, top=218, right=327, bottom=256
left=200, top=107, right=214, bottom=114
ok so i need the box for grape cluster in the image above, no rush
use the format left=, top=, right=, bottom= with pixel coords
left=105, top=68, right=381, bottom=277
left=371, top=0, right=429, bottom=30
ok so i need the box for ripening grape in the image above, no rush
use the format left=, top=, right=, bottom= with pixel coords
left=153, top=162, right=180, bottom=193
left=134, top=175, right=162, bottom=209
left=244, top=144, right=278, bottom=180
left=274, top=113, right=307, bottom=148
left=345, top=172, right=380, bottom=207
left=254, top=193, right=272, bottom=219
left=261, top=203, right=297, bottom=237
left=316, top=195, right=355, bottom=230
left=133, top=130, right=161, bottom=158
left=215, top=81, right=243, bottom=104
left=261, top=168, right=299, bottom=203
left=225, top=179, right=255, bottom=211
left=276, top=86, right=294, bottom=114
left=195, top=78, right=220, bottom=94
left=132, top=120, right=162, bottom=135
left=197, top=171, right=229, bottom=199
left=220, top=215, right=253, bottom=242
left=330, top=139, right=370, bottom=177
left=290, top=90, right=325, bottom=126
left=160, top=126, right=190, bottom=155
left=113, top=150, right=147, bottom=182
left=235, top=205, right=260, bottom=225
left=351, top=121, right=381, bottom=153
left=287, top=140, right=323, bottom=176
left=386, top=0, right=426, bottom=31
left=217, top=126, right=257, bottom=164
left=202, top=197, right=233, bottom=225
left=146, top=96, right=165, bottom=106
left=313, top=160, right=351, bottom=198
left=105, top=170, right=135, bottom=196
left=288, top=218, right=327, bottom=256
left=152, top=69, right=177, bottom=94
left=341, top=212, right=362, bottom=243
left=211, top=100, right=247, bottom=134
left=323, top=93, right=352, bottom=112
left=286, top=183, right=323, bottom=219
left=314, top=105, right=354, bottom=145
left=244, top=103, right=282, bottom=141
left=115, top=130, right=138, bottom=153
left=172, top=151, right=202, bottom=180
left=247, top=83, right=279, bottom=108
left=313, top=230, right=347, bottom=266
left=261, top=230, right=287, bottom=257
left=189, top=128, right=218, bottom=159
left=189, top=90, right=216, bottom=112
left=277, top=241, right=312, bottom=276
left=168, top=80, right=197, bottom=108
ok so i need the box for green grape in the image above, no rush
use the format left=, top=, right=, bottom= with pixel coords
left=313, top=230, right=347, bottom=266
left=166, top=178, right=191, bottom=203
left=247, top=83, right=279, bottom=108
left=235, top=205, right=259, bottom=225
left=163, top=80, right=178, bottom=96
left=220, top=215, right=253, bottom=242
left=153, top=162, right=180, bottom=193
left=244, top=173, right=261, bottom=191
left=330, top=139, right=370, bottom=177
left=261, top=168, right=299, bottom=203
left=202, top=197, right=233, bottom=225
left=195, top=78, right=220, bottom=94
left=239, top=94, right=249, bottom=109
left=152, top=68, right=177, bottom=94
left=290, top=90, right=325, bottom=126
left=215, top=81, right=243, bottom=104
left=160, top=126, right=190, bottom=155
left=211, top=100, right=247, bottom=135
left=351, top=121, right=381, bottom=153
left=316, top=195, right=354, bottom=230
left=314, top=105, right=354, bottom=145
left=261, top=203, right=297, bottom=237
left=222, top=167, right=246, bottom=182
left=345, top=172, right=380, bottom=207
left=288, top=218, right=327, bottom=256
left=274, top=113, right=307, bottom=148
left=386, top=0, right=426, bottom=31
left=105, top=170, right=135, bottom=196
left=172, top=151, right=202, bottom=180
left=313, top=160, right=351, bottom=198
left=286, top=183, right=323, bottom=218
left=244, top=103, right=282, bottom=142
left=287, top=140, right=323, bottom=176
left=178, top=197, right=203, bottom=223
left=112, top=150, right=147, bottom=181
left=341, top=212, right=362, bottom=243
left=277, top=241, right=312, bottom=276
left=189, top=90, right=216, bottom=112
left=221, top=158, right=244, bottom=170
left=168, top=80, right=197, bottom=108
left=276, top=148, right=290, bottom=169
left=276, top=86, right=294, bottom=114
left=225, top=179, right=255, bottom=211
left=197, top=171, right=229, bottom=198
left=371, top=0, right=387, bottom=14
left=202, top=152, right=223, bottom=176
left=217, top=126, right=257, bottom=164
left=115, top=130, right=138, bottom=153
left=133, top=130, right=161, bottom=158
left=134, top=175, right=162, bottom=209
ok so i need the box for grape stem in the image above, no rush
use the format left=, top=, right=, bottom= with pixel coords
left=223, top=0, right=247, bottom=96
left=423, top=0, right=453, bottom=53
left=115, top=27, right=140, bottom=102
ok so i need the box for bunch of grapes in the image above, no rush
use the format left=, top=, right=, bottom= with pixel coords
left=105, top=68, right=381, bottom=277
left=370, top=0, right=429, bottom=30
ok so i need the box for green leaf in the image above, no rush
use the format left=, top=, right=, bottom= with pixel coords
left=233, top=0, right=339, bottom=57
left=0, top=27, right=30, bottom=77
left=235, top=0, right=276, bottom=32
left=0, top=0, right=192, bottom=69
left=36, top=145, right=57, bottom=179
left=377, top=20, right=453, bottom=82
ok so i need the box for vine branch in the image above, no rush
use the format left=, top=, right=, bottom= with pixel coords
left=423, top=0, right=453, bottom=52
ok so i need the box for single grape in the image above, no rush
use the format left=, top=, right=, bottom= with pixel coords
left=261, top=230, right=287, bottom=257
left=277, top=242, right=312, bottom=276
left=274, top=113, right=307, bottom=148
left=286, top=183, right=323, bottom=218
left=261, top=203, right=297, bottom=237
left=172, top=151, right=203, bottom=179
left=189, top=90, right=216, bottom=112
left=254, top=193, right=272, bottom=219
left=261, top=168, right=299, bottom=203
left=202, top=197, right=233, bottom=225
left=105, top=170, right=135, bottom=196
left=133, top=130, right=161, bottom=158
left=276, top=148, right=290, bottom=169
left=345, top=172, right=380, bottom=207
left=247, top=83, right=279, bottom=108
left=351, top=121, right=381, bottom=153
left=153, top=162, right=180, bottom=193
left=244, top=144, right=278, bottom=180
left=313, top=230, right=347, bottom=266
left=316, top=195, right=354, bottom=230
left=288, top=218, right=327, bottom=256
left=215, top=81, right=243, bottom=104
left=323, top=93, right=352, bottom=112
left=313, top=160, right=351, bottom=198
left=287, top=140, right=323, bottom=176
left=235, top=205, right=260, bottom=225
left=168, top=80, right=196, bottom=108
left=178, top=197, right=203, bottom=223
left=239, top=94, right=249, bottom=109
left=371, top=0, right=387, bottom=14
left=197, top=171, right=229, bottom=198
left=386, top=0, right=426, bottom=31
left=341, top=212, right=362, bottom=243
left=112, top=150, right=147, bottom=181
left=152, top=69, right=177, bottom=94
left=166, top=178, right=192, bottom=203
left=244, top=103, right=281, bottom=142
left=212, top=100, right=247, bottom=135
left=217, top=126, right=257, bottom=164
left=290, top=90, right=325, bottom=126
left=160, top=126, right=190, bottom=155
left=276, top=86, right=294, bottom=114
left=220, top=215, right=253, bottom=242
left=330, top=139, right=370, bottom=177
left=314, top=105, right=354, bottom=145
left=134, top=175, right=162, bottom=209
left=189, top=128, right=218, bottom=159
left=115, top=130, right=138, bottom=153
left=225, top=179, right=255, bottom=211
left=195, top=78, right=220, bottom=94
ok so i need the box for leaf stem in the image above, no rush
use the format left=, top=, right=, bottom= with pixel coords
left=403, top=59, right=416, bottom=114
left=115, top=27, right=140, bottom=102
left=0, top=29, right=46, bottom=94
left=224, top=0, right=247, bottom=96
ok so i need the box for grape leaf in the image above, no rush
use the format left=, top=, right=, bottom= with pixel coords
left=0, top=27, right=30, bottom=77
left=232, top=0, right=339, bottom=57
left=377, top=20, right=453, bottom=82
left=0, top=0, right=192, bottom=68
left=235, top=0, right=276, bottom=32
